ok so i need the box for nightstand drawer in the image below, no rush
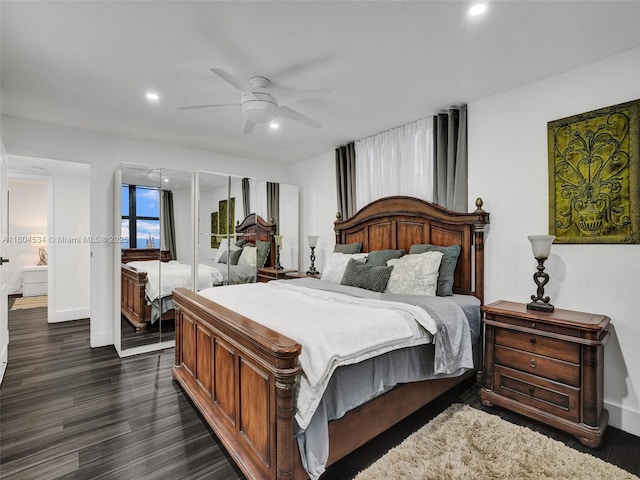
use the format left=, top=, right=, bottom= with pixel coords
left=495, top=328, right=580, bottom=364
left=25, top=270, right=47, bottom=283
left=495, top=345, right=580, bottom=387
left=494, top=365, right=580, bottom=422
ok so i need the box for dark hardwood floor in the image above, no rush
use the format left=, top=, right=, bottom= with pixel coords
left=1, top=304, right=639, bottom=479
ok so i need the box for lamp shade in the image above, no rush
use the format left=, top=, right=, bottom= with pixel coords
left=307, top=235, right=319, bottom=248
left=528, top=235, right=555, bottom=259
left=31, top=234, right=47, bottom=248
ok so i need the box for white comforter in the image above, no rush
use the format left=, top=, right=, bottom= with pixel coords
left=198, top=281, right=442, bottom=430
left=126, top=260, right=224, bottom=301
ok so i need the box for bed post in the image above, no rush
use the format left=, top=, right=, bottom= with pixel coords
left=473, top=198, right=488, bottom=305
left=276, top=376, right=297, bottom=479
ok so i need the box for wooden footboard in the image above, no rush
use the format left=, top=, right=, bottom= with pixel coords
left=172, top=288, right=474, bottom=480
left=121, top=263, right=149, bottom=331
left=172, top=288, right=302, bottom=480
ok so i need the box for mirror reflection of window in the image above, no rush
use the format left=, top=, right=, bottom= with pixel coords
left=121, top=184, right=160, bottom=249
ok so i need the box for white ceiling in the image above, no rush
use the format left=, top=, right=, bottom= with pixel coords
left=3, top=1, right=640, bottom=165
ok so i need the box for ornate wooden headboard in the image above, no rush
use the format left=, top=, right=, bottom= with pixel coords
left=122, top=248, right=172, bottom=263
left=334, top=196, right=490, bottom=302
left=236, top=213, right=277, bottom=267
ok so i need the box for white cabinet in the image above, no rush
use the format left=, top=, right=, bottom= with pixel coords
left=23, top=265, right=47, bottom=297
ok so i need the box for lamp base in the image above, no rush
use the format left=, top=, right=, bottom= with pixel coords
left=527, top=301, right=554, bottom=312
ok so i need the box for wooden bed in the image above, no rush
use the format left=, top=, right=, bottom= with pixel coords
left=121, top=214, right=277, bottom=332
left=172, top=196, right=490, bottom=480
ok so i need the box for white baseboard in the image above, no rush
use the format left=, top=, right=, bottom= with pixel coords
left=50, top=307, right=91, bottom=323
left=0, top=341, right=8, bottom=385
left=605, top=400, right=640, bottom=437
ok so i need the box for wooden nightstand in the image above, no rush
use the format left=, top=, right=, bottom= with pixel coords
left=257, top=267, right=298, bottom=282
left=480, top=300, right=610, bottom=448
left=282, top=271, right=320, bottom=280
left=257, top=268, right=321, bottom=282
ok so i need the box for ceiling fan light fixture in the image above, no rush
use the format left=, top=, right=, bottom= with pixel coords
left=269, top=122, right=279, bottom=129
left=145, top=91, right=160, bottom=101
left=241, top=93, right=278, bottom=124
left=469, top=3, right=487, bottom=16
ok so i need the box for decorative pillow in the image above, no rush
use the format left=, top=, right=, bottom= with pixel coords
left=237, top=245, right=257, bottom=266
left=365, top=249, right=405, bottom=267
left=235, top=238, right=247, bottom=248
left=256, top=240, right=271, bottom=268
left=219, top=247, right=243, bottom=265
left=214, top=239, right=241, bottom=263
left=409, top=244, right=461, bottom=296
left=385, top=251, right=444, bottom=296
left=321, top=253, right=367, bottom=284
left=333, top=242, right=363, bottom=254
left=341, top=258, right=393, bottom=293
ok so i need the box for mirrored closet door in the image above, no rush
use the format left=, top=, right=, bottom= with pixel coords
left=117, top=164, right=194, bottom=353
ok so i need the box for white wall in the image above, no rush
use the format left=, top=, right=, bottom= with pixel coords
left=50, top=170, right=90, bottom=322
left=468, top=45, right=640, bottom=436
left=288, top=151, right=337, bottom=274
left=1, top=116, right=288, bottom=348
left=7, top=178, right=47, bottom=294
left=278, top=183, right=299, bottom=270
left=0, top=139, right=8, bottom=384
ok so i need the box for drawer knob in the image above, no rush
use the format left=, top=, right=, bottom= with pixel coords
left=529, top=359, right=536, bottom=368
left=528, top=387, right=535, bottom=395
left=529, top=337, right=536, bottom=344
left=531, top=323, right=536, bottom=329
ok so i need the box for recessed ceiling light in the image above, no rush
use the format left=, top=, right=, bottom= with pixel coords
left=269, top=122, right=280, bottom=129
left=469, top=3, right=487, bottom=16
left=145, top=92, right=160, bottom=101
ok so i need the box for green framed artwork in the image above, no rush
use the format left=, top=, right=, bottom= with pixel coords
left=218, top=197, right=236, bottom=237
left=548, top=99, right=640, bottom=244
left=210, top=211, right=219, bottom=248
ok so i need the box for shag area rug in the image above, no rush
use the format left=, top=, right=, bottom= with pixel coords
left=354, top=404, right=638, bottom=480
left=10, top=295, right=47, bottom=310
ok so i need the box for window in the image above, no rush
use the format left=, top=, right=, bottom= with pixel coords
left=121, top=184, right=160, bottom=249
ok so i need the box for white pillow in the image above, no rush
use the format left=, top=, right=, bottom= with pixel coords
left=237, top=245, right=257, bottom=266
left=385, top=251, right=444, bottom=296
left=321, top=253, right=367, bottom=284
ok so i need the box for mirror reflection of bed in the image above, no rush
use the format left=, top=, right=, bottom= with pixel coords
left=117, top=165, right=300, bottom=353
left=119, top=166, right=194, bottom=350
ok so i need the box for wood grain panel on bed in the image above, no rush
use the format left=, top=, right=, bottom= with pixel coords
left=173, top=289, right=301, bottom=479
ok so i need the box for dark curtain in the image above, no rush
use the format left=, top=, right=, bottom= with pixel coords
left=335, top=143, right=356, bottom=220
left=242, top=177, right=251, bottom=218
left=433, top=105, right=468, bottom=212
left=266, top=182, right=279, bottom=234
left=161, top=190, right=177, bottom=260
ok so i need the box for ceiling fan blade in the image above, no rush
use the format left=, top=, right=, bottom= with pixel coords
left=243, top=119, right=256, bottom=134
left=277, top=88, right=331, bottom=104
left=278, top=106, right=321, bottom=128
left=210, top=68, right=257, bottom=100
left=177, top=103, right=239, bottom=111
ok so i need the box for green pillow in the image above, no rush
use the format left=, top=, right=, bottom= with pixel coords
left=256, top=240, right=271, bottom=268
left=341, top=258, right=393, bottom=293
left=409, top=244, right=461, bottom=296
left=365, top=249, right=405, bottom=267
left=235, top=239, right=247, bottom=248
left=218, top=248, right=242, bottom=265
left=334, top=242, right=363, bottom=254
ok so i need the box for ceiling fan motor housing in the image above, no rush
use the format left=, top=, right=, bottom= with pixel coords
left=241, top=92, right=278, bottom=123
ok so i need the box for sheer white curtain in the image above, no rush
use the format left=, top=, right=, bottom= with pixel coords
left=250, top=179, right=268, bottom=220
left=355, top=116, right=434, bottom=210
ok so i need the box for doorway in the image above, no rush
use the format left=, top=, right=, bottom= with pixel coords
left=7, top=157, right=91, bottom=327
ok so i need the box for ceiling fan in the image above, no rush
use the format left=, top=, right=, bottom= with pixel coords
left=178, top=68, right=329, bottom=134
